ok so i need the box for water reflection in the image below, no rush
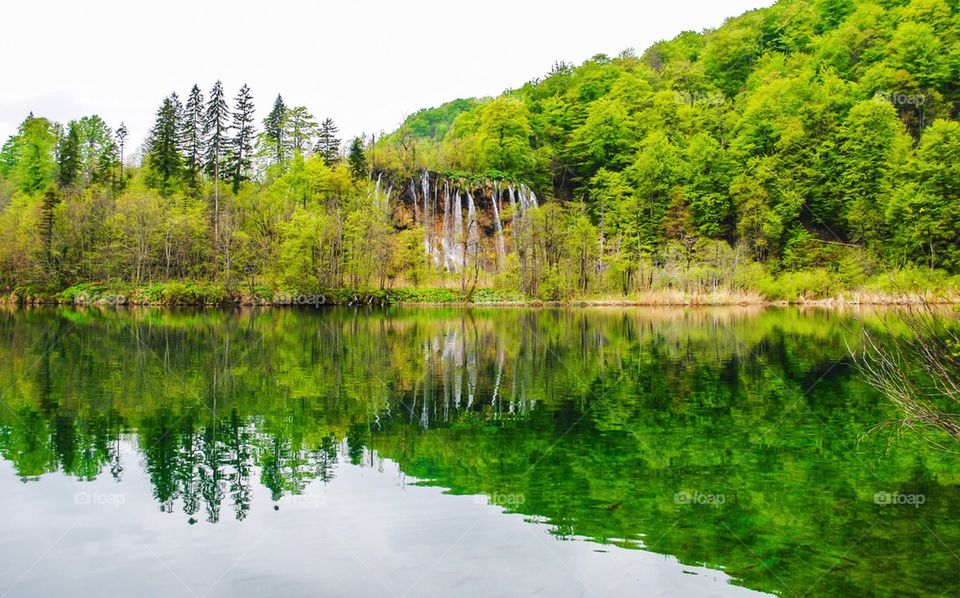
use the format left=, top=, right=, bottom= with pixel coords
left=0, top=306, right=957, bottom=596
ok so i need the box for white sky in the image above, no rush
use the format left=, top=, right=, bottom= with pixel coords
left=0, top=0, right=774, bottom=149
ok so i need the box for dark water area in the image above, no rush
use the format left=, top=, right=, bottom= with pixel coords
left=0, top=306, right=957, bottom=597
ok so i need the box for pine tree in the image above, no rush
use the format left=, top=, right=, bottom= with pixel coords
left=316, top=118, right=340, bottom=165
left=145, top=94, right=183, bottom=195
left=204, top=81, right=230, bottom=266
left=285, top=106, right=318, bottom=155
left=204, top=81, right=230, bottom=182
left=229, top=84, right=256, bottom=193
left=263, top=94, right=288, bottom=166
left=182, top=84, right=205, bottom=192
left=56, top=121, right=81, bottom=189
left=347, top=136, right=367, bottom=179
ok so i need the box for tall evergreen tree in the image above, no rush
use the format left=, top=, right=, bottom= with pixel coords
left=263, top=94, right=288, bottom=167
left=145, top=94, right=183, bottom=196
left=204, top=81, right=231, bottom=264
left=204, top=81, right=230, bottom=182
left=182, top=84, right=205, bottom=192
left=347, top=136, right=367, bottom=179
left=229, top=84, right=256, bottom=193
left=316, top=118, right=340, bottom=165
left=56, top=121, right=81, bottom=189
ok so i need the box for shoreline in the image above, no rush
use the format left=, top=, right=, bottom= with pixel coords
left=3, top=287, right=958, bottom=309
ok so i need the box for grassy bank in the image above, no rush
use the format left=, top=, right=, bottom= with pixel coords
left=3, top=272, right=959, bottom=308
left=1, top=283, right=527, bottom=307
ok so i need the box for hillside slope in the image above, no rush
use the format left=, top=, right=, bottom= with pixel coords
left=378, top=0, right=960, bottom=272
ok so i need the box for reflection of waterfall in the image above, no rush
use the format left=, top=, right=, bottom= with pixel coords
left=395, top=320, right=554, bottom=429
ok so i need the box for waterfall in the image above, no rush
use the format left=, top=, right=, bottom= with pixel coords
left=466, top=191, right=479, bottom=265
left=421, top=172, right=432, bottom=257
left=406, top=176, right=539, bottom=271
left=432, top=176, right=441, bottom=264
left=453, top=187, right=464, bottom=270
left=373, top=174, right=390, bottom=209
left=410, top=178, right=420, bottom=224
left=491, top=181, right=506, bottom=268
left=441, top=181, right=453, bottom=271
left=507, top=185, right=518, bottom=252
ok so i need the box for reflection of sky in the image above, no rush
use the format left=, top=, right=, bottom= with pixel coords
left=0, top=440, right=769, bottom=598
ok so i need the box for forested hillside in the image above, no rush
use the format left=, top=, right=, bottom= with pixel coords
left=2, top=0, right=959, bottom=303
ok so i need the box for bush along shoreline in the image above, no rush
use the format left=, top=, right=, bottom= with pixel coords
left=3, top=270, right=959, bottom=308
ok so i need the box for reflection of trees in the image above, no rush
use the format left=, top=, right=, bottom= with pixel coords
left=0, top=306, right=957, bottom=596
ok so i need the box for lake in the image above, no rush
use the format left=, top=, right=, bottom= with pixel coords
left=0, top=306, right=957, bottom=597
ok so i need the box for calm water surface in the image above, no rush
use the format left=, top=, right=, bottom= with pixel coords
left=0, top=306, right=957, bottom=597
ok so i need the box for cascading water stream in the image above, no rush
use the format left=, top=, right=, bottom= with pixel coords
left=410, top=178, right=420, bottom=224
left=421, top=171, right=432, bottom=258
left=403, top=174, right=540, bottom=272
left=491, top=181, right=506, bottom=269
left=453, top=187, right=464, bottom=270
left=441, top=181, right=453, bottom=270
left=466, top=190, right=479, bottom=266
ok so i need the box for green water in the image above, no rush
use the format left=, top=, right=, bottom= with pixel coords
left=0, top=306, right=957, bottom=597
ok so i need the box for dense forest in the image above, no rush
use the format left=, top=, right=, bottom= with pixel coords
left=2, top=0, right=960, bottom=302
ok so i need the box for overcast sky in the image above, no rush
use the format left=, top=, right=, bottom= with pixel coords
left=0, top=0, right=774, bottom=150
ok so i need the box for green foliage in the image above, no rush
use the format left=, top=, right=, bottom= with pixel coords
left=392, top=98, right=480, bottom=141
left=0, top=115, right=59, bottom=195
left=758, top=268, right=839, bottom=300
